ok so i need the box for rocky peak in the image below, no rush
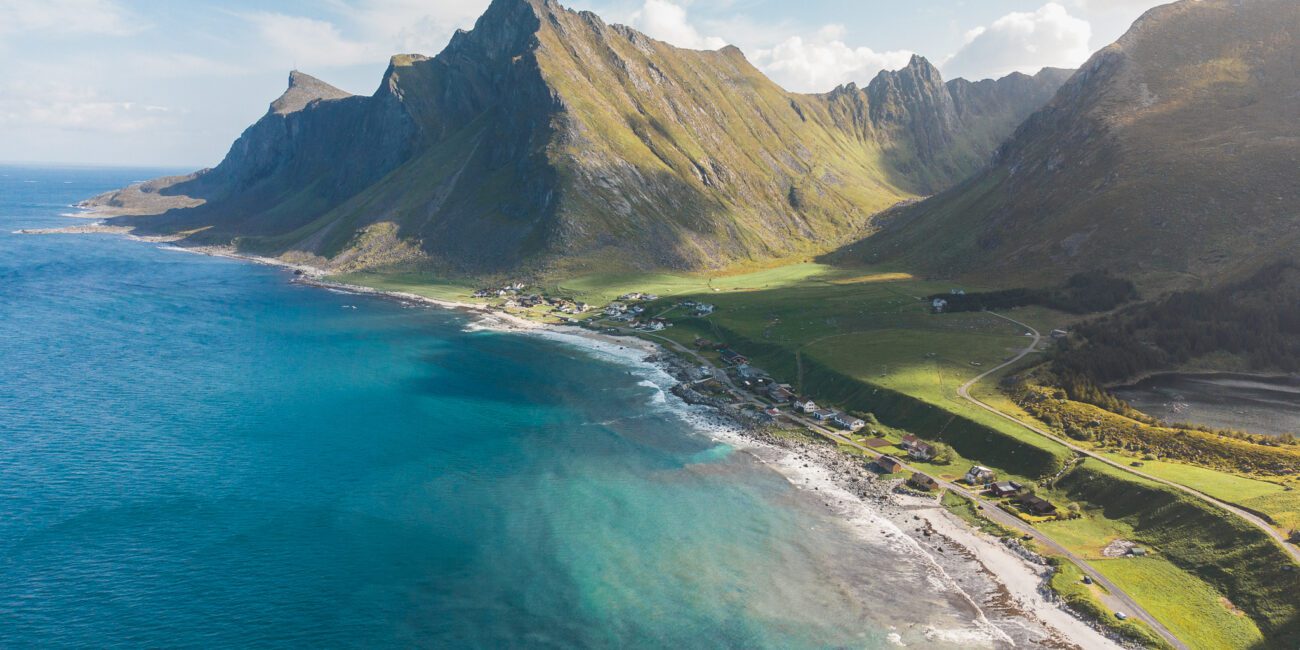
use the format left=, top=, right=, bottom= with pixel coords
left=442, top=0, right=556, bottom=61
left=269, top=70, right=352, bottom=116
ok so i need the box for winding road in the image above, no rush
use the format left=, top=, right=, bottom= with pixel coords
left=962, top=313, right=1300, bottom=567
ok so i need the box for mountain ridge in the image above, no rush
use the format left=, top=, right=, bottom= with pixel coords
left=840, top=0, right=1300, bottom=292
left=88, top=0, right=1069, bottom=276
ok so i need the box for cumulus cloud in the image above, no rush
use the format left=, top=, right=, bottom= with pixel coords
left=0, top=82, right=172, bottom=134
left=245, top=12, right=381, bottom=69
left=243, top=0, right=492, bottom=70
left=751, top=25, right=913, bottom=93
left=943, top=3, right=1092, bottom=81
left=0, top=0, right=137, bottom=36
left=630, top=0, right=726, bottom=50
left=342, top=0, right=489, bottom=55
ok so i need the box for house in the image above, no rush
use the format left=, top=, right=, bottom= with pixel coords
left=768, top=384, right=795, bottom=402
left=906, top=442, right=935, bottom=461
left=832, top=413, right=866, bottom=431
left=722, top=351, right=754, bottom=366
left=875, top=455, right=904, bottom=474
left=1051, top=329, right=1070, bottom=339
left=812, top=409, right=837, bottom=422
left=899, top=434, right=930, bottom=460
left=909, top=472, right=939, bottom=491
left=988, top=481, right=1023, bottom=498
left=605, top=302, right=628, bottom=315
left=964, top=465, right=996, bottom=485
left=735, top=364, right=764, bottom=379
left=1016, top=494, right=1058, bottom=516
left=694, top=303, right=715, bottom=316
left=900, top=434, right=935, bottom=460
left=932, top=298, right=949, bottom=313
left=764, top=407, right=781, bottom=417
left=792, top=398, right=817, bottom=413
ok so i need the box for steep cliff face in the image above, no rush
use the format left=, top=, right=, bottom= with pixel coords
left=94, top=0, right=1069, bottom=276
left=848, top=0, right=1300, bottom=290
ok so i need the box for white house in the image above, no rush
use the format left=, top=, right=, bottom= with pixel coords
left=964, top=465, right=997, bottom=485
left=932, top=298, right=949, bottom=313
left=832, top=413, right=866, bottom=431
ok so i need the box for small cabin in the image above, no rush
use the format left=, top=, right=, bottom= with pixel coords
left=875, top=456, right=905, bottom=474
left=1016, top=494, right=1058, bottom=516
left=909, top=472, right=939, bottom=491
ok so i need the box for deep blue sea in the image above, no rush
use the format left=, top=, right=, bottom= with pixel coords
left=0, top=166, right=985, bottom=648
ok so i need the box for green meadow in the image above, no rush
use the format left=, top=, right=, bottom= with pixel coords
left=337, top=262, right=1300, bottom=647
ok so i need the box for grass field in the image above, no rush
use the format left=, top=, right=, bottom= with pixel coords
left=1048, top=558, right=1174, bottom=650
left=332, top=261, right=1300, bottom=647
left=1092, top=558, right=1265, bottom=650
left=1095, top=454, right=1300, bottom=535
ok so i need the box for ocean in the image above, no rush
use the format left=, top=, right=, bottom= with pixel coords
left=1115, top=372, right=1300, bottom=437
left=0, top=166, right=990, bottom=648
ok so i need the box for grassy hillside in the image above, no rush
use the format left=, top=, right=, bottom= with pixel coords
left=845, top=0, right=1300, bottom=291
left=92, top=0, right=1067, bottom=278
left=560, top=263, right=1300, bottom=647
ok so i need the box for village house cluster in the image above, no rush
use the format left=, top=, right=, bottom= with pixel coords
left=689, top=337, right=1078, bottom=522
left=604, top=298, right=674, bottom=332
left=962, top=466, right=1061, bottom=518
left=474, top=282, right=592, bottom=317
left=472, top=282, right=528, bottom=298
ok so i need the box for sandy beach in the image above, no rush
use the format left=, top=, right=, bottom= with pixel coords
left=27, top=225, right=1129, bottom=649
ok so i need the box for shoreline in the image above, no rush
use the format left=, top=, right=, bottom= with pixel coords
left=1111, top=369, right=1300, bottom=390
left=30, top=224, right=1128, bottom=649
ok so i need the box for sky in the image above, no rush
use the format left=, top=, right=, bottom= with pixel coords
left=0, top=0, right=1168, bottom=167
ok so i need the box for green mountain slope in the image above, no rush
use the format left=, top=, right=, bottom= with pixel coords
left=844, top=0, right=1300, bottom=291
left=88, top=0, right=1067, bottom=276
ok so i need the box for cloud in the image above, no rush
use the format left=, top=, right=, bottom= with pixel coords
left=0, top=0, right=137, bottom=36
left=345, top=0, right=489, bottom=55
left=0, top=82, right=172, bottom=134
left=751, top=25, right=914, bottom=93
left=630, top=0, right=726, bottom=50
left=1066, top=0, right=1164, bottom=13
left=243, top=0, right=491, bottom=70
left=244, top=12, right=381, bottom=69
left=942, top=3, right=1092, bottom=81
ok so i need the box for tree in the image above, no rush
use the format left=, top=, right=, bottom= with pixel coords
left=931, top=442, right=955, bottom=465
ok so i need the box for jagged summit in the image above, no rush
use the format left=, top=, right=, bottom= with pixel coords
left=270, top=71, right=353, bottom=115
left=86, top=0, right=1069, bottom=276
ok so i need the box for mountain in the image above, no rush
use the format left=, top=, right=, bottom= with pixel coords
left=843, top=0, right=1300, bottom=291
left=88, top=0, right=1068, bottom=276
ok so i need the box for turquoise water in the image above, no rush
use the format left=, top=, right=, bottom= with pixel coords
left=0, top=166, right=980, bottom=648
